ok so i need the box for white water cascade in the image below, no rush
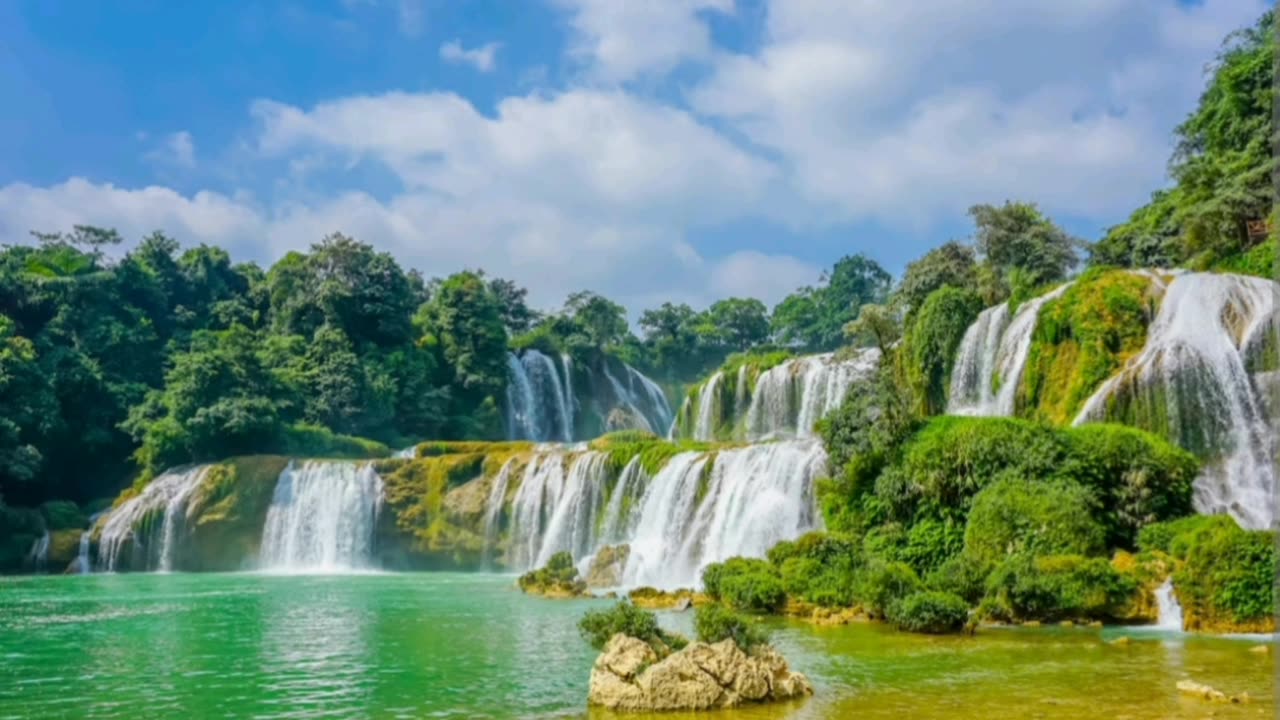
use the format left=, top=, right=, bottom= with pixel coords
left=1154, top=578, right=1185, bottom=632
left=1074, top=273, right=1278, bottom=529
left=744, top=350, right=880, bottom=440
left=506, top=350, right=574, bottom=442
left=77, top=511, right=106, bottom=574
left=27, top=532, right=49, bottom=572
left=97, top=466, right=212, bottom=572
left=692, top=371, right=725, bottom=441
left=500, top=440, right=828, bottom=589
left=259, top=461, right=385, bottom=572
left=481, top=459, right=517, bottom=566
left=948, top=284, right=1072, bottom=416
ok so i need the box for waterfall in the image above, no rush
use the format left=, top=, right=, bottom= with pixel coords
left=561, top=354, right=576, bottom=439
left=948, top=284, right=1072, bottom=416
left=481, top=459, right=518, bottom=566
left=27, top=532, right=49, bottom=572
left=1074, top=273, right=1278, bottom=529
left=77, top=511, right=106, bottom=574
left=504, top=440, right=827, bottom=589
left=506, top=350, right=572, bottom=442
left=693, top=371, right=724, bottom=441
left=97, top=466, right=212, bottom=572
left=1154, top=578, right=1184, bottom=632
left=628, top=365, right=675, bottom=434
left=744, top=350, right=880, bottom=440
left=394, top=446, right=417, bottom=459
left=259, top=461, right=385, bottom=572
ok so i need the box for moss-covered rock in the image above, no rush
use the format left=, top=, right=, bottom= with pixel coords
left=1018, top=268, right=1160, bottom=425
left=184, top=456, right=290, bottom=571
left=519, top=551, right=587, bottom=597
left=48, top=529, right=82, bottom=571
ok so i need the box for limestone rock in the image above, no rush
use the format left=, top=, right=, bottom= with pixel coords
left=585, top=544, right=629, bottom=588
left=1176, top=680, right=1249, bottom=704
left=588, top=633, right=814, bottom=712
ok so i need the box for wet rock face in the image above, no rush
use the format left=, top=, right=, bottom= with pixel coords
left=587, top=634, right=813, bottom=712
left=584, top=544, right=629, bottom=588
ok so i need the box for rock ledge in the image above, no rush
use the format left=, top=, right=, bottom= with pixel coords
left=588, top=634, right=813, bottom=712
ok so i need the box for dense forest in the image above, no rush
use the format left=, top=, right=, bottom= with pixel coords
left=0, top=6, right=1274, bottom=586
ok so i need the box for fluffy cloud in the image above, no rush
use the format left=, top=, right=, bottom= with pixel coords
left=145, top=131, right=197, bottom=169
left=439, top=40, right=501, bottom=72
left=554, top=0, right=735, bottom=81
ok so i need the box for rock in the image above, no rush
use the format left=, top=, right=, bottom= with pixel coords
left=1108, top=636, right=1131, bottom=647
left=588, top=634, right=814, bottom=712
left=584, top=544, right=629, bottom=588
left=628, top=587, right=707, bottom=610
left=1087, top=621, right=1104, bottom=629
left=674, top=597, right=692, bottom=612
left=1023, top=621, right=1042, bottom=628
left=605, top=407, right=646, bottom=433
left=1059, top=620, right=1074, bottom=628
left=1176, top=680, right=1249, bottom=704
left=1248, top=644, right=1270, bottom=654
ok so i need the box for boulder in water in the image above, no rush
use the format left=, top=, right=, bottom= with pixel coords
left=588, top=633, right=813, bottom=711
left=1176, top=679, right=1249, bottom=704
left=605, top=407, right=646, bottom=433
left=585, top=544, right=629, bottom=588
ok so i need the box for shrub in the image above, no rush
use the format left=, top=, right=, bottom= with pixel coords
left=579, top=601, right=677, bottom=651
left=888, top=591, right=970, bottom=634
left=716, top=560, right=787, bottom=613
left=39, top=500, right=85, bottom=531
left=518, top=551, right=584, bottom=595
left=901, top=517, right=965, bottom=575
left=1136, top=515, right=1226, bottom=555
left=982, top=554, right=1139, bottom=622
left=926, top=554, right=992, bottom=605
left=899, top=286, right=985, bottom=416
left=702, top=557, right=782, bottom=604
left=694, top=604, right=770, bottom=650
left=1146, top=515, right=1277, bottom=630
left=962, top=475, right=1106, bottom=566
left=1057, top=424, right=1197, bottom=548
left=855, top=560, right=923, bottom=617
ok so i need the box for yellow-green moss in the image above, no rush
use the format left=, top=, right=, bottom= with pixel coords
left=185, top=456, right=290, bottom=571
left=1018, top=269, right=1158, bottom=425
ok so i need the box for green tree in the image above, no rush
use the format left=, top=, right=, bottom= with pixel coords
left=488, top=277, right=539, bottom=335
left=771, top=254, right=891, bottom=351
left=893, top=241, right=978, bottom=316
left=707, top=297, right=770, bottom=351
left=564, top=291, right=628, bottom=349
left=970, top=202, right=1080, bottom=291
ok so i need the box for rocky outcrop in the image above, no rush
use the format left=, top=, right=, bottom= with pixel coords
left=628, top=587, right=708, bottom=609
left=585, top=544, right=629, bottom=588
left=588, top=634, right=813, bottom=712
left=1176, top=680, right=1250, bottom=704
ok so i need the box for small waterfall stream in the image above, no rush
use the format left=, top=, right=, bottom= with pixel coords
left=27, top=532, right=49, bottom=572
left=744, top=350, right=879, bottom=440
left=97, top=466, right=212, bottom=572
left=1154, top=578, right=1185, bottom=632
left=77, top=511, right=106, bottom=574
left=259, top=461, right=385, bottom=572
left=506, top=350, right=670, bottom=442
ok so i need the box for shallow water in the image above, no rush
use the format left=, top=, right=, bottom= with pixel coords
left=0, top=573, right=1271, bottom=719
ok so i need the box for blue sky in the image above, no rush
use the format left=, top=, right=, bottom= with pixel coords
left=0, top=0, right=1270, bottom=314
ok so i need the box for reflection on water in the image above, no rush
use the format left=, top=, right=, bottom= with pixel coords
left=0, top=572, right=1272, bottom=720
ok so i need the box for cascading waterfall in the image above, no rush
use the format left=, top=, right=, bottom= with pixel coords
left=692, top=371, right=724, bottom=441
left=97, top=466, right=212, bottom=572
left=504, top=440, right=827, bottom=589
left=77, top=511, right=106, bottom=574
left=948, top=284, right=1072, bottom=416
left=1073, top=273, right=1278, bottom=529
left=481, top=459, right=517, bottom=566
left=506, top=350, right=573, bottom=442
left=259, top=461, right=385, bottom=572
left=1154, top=578, right=1184, bottom=632
left=745, top=350, right=880, bottom=440
left=560, top=354, right=576, bottom=438
left=27, top=531, right=49, bottom=572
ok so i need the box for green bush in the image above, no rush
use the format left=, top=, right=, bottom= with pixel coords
left=713, top=558, right=787, bottom=613
left=963, top=475, right=1106, bottom=566
left=888, top=591, right=970, bottom=634
left=39, top=500, right=85, bottom=531
left=1145, top=515, right=1276, bottom=630
left=926, top=554, right=992, bottom=605
left=1136, top=515, right=1226, bottom=555
left=767, top=531, right=863, bottom=606
left=855, top=560, right=923, bottom=617
left=1057, top=424, right=1197, bottom=548
left=899, top=286, right=985, bottom=416
left=518, top=551, right=584, bottom=594
left=693, top=604, right=770, bottom=650
left=579, top=601, right=683, bottom=651
left=982, top=554, right=1138, bottom=622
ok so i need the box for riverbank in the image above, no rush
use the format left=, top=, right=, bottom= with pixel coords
left=0, top=572, right=1271, bottom=719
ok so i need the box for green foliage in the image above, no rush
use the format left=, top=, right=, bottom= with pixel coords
left=1142, top=515, right=1276, bottom=629
left=518, top=551, right=584, bottom=595
left=772, top=253, right=892, bottom=352
left=38, top=501, right=84, bottom=531
left=693, top=604, right=769, bottom=650
left=278, top=424, right=390, bottom=459
left=703, top=557, right=787, bottom=613
left=893, top=242, right=979, bottom=317
left=963, top=476, right=1106, bottom=566
left=768, top=531, right=864, bottom=607
left=970, top=202, right=1081, bottom=295
left=855, top=561, right=923, bottom=617
left=578, top=601, right=682, bottom=652
left=898, top=287, right=984, bottom=415
left=982, top=554, right=1138, bottom=622
left=925, top=554, right=992, bottom=605
left=887, top=591, right=970, bottom=634
left=1018, top=269, right=1155, bottom=424
left=1094, top=10, right=1276, bottom=269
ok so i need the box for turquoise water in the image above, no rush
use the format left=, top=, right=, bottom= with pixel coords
left=0, top=573, right=1272, bottom=719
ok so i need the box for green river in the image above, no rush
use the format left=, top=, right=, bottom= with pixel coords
left=0, top=573, right=1271, bottom=719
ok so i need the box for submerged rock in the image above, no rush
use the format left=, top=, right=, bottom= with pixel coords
left=1176, top=679, right=1249, bottom=704
left=585, top=544, right=629, bottom=588
left=588, top=634, right=813, bottom=712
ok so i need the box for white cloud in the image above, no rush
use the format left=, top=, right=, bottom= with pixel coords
left=439, top=40, right=501, bottom=72
left=145, top=131, right=197, bottom=168
left=554, top=0, right=734, bottom=82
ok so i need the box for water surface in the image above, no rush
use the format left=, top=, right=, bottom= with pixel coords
left=0, top=573, right=1271, bottom=719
